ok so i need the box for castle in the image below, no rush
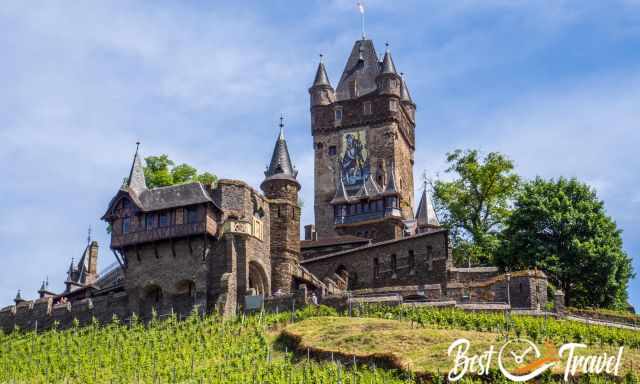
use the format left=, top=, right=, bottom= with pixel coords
left=1, top=36, right=548, bottom=331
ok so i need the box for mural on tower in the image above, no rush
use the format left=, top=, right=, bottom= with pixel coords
left=340, top=130, right=370, bottom=186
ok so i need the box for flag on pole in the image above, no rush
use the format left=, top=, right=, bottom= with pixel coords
left=357, top=1, right=365, bottom=14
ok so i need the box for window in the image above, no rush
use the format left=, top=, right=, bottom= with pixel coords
left=122, top=217, right=132, bottom=234
left=159, top=212, right=170, bottom=227
left=316, top=142, right=324, bottom=150
left=334, top=107, right=343, bottom=122
left=363, top=101, right=372, bottom=115
left=389, top=99, right=398, bottom=112
left=328, top=146, right=337, bottom=156
left=145, top=214, right=155, bottom=230
left=186, top=206, right=199, bottom=224
left=408, top=250, right=415, bottom=272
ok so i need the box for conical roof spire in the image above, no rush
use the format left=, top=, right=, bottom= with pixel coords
left=264, top=116, right=298, bottom=180
left=336, top=39, right=379, bottom=100
left=312, top=55, right=332, bottom=88
left=14, top=289, right=23, bottom=304
left=400, top=73, right=414, bottom=104
left=380, top=43, right=398, bottom=75
left=416, top=178, right=440, bottom=228
left=126, top=142, right=147, bottom=195
left=384, top=161, right=399, bottom=194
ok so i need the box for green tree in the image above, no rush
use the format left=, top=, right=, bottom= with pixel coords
left=432, top=149, right=520, bottom=266
left=144, top=155, right=174, bottom=188
left=143, top=155, right=217, bottom=188
left=497, top=177, right=634, bottom=309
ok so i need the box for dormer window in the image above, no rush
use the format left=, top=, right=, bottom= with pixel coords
left=363, top=101, right=372, bottom=115
left=334, top=107, right=343, bottom=122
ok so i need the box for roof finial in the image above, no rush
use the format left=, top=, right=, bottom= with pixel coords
left=422, top=170, right=428, bottom=190
left=135, top=141, right=140, bottom=153
left=357, top=2, right=366, bottom=40
left=87, top=226, right=92, bottom=246
left=385, top=41, right=390, bottom=52
left=319, top=53, right=324, bottom=63
left=278, top=114, right=285, bottom=140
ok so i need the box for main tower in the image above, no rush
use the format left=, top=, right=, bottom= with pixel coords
left=309, top=40, right=416, bottom=242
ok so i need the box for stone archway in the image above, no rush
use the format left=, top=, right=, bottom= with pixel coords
left=248, top=261, right=269, bottom=296
left=141, top=284, right=163, bottom=318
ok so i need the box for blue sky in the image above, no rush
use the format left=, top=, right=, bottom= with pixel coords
left=0, top=1, right=638, bottom=308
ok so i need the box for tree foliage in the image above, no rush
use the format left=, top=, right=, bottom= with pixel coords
left=143, top=154, right=217, bottom=188
left=497, top=177, right=634, bottom=309
left=432, top=149, right=520, bottom=265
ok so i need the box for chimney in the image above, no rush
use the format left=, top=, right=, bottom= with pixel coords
left=304, top=224, right=317, bottom=241
left=86, top=241, right=99, bottom=285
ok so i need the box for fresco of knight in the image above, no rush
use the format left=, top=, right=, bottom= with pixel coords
left=341, top=131, right=370, bottom=186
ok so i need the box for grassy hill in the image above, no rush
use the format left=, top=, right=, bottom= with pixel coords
left=1, top=306, right=638, bottom=383
left=282, top=316, right=640, bottom=380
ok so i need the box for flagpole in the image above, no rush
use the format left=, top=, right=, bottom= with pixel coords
left=358, top=2, right=366, bottom=39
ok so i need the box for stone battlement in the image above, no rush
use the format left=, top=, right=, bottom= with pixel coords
left=0, top=292, right=130, bottom=333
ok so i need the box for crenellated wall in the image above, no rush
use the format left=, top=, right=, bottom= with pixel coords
left=0, top=292, right=130, bottom=333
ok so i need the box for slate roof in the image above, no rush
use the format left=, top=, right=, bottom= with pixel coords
left=264, top=123, right=298, bottom=183
left=400, top=75, right=413, bottom=104
left=416, top=187, right=440, bottom=227
left=311, top=61, right=332, bottom=88
left=336, top=39, right=380, bottom=101
left=380, top=50, right=397, bottom=75
left=138, top=182, right=214, bottom=211
left=127, top=147, right=147, bottom=196
left=301, top=235, right=370, bottom=249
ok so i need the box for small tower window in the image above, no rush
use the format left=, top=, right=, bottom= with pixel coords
left=328, top=145, right=337, bottom=156
left=334, top=107, right=343, bottom=122
left=389, top=99, right=398, bottom=112
left=315, top=142, right=324, bottom=150
left=363, top=101, right=372, bottom=115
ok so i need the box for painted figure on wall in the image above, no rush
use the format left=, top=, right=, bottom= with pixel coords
left=341, top=130, right=370, bottom=186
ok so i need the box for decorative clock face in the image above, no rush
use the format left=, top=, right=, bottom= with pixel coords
left=340, top=129, right=370, bottom=186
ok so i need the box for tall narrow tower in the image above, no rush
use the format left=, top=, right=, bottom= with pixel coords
left=309, top=39, right=417, bottom=242
left=261, top=117, right=301, bottom=294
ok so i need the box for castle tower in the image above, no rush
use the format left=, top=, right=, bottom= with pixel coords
left=260, top=117, right=301, bottom=294
left=310, top=39, right=416, bottom=241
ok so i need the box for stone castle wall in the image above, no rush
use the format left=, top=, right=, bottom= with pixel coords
left=301, top=230, right=450, bottom=291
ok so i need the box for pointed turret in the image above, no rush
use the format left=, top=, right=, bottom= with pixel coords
left=416, top=182, right=440, bottom=233
left=376, top=43, right=402, bottom=97
left=380, top=49, right=397, bottom=75
left=14, top=290, right=24, bottom=305
left=400, top=74, right=413, bottom=104
left=309, top=55, right=335, bottom=108
left=263, top=116, right=300, bottom=188
left=126, top=142, right=147, bottom=196
left=384, top=161, right=399, bottom=195
left=312, top=60, right=331, bottom=88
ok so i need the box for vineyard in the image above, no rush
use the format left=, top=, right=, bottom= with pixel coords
left=1, top=305, right=638, bottom=383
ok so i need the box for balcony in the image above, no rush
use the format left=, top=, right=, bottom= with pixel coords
left=110, top=221, right=214, bottom=248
